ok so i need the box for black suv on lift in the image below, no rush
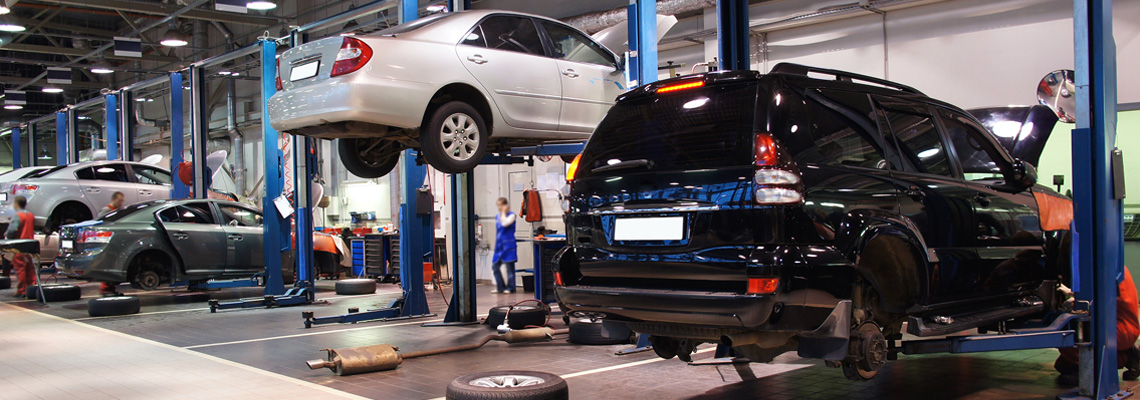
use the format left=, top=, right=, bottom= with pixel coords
left=554, top=64, right=1070, bottom=380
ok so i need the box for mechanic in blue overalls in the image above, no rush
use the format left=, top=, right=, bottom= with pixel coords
left=491, top=197, right=517, bottom=294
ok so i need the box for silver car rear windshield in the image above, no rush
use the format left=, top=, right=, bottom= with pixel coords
left=375, top=13, right=454, bottom=35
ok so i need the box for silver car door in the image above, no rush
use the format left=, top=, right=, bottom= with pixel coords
left=129, top=164, right=173, bottom=203
left=540, top=21, right=626, bottom=133
left=217, top=204, right=265, bottom=275
left=78, top=163, right=139, bottom=218
left=455, top=15, right=562, bottom=131
left=156, top=203, right=227, bottom=276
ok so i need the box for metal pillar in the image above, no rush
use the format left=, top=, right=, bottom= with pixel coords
left=27, top=124, right=37, bottom=167
left=11, top=127, right=20, bottom=169
left=189, top=66, right=209, bottom=199
left=399, top=0, right=417, bottom=24
left=293, top=136, right=316, bottom=299
left=118, top=90, right=134, bottom=161
left=437, top=172, right=476, bottom=324
left=261, top=40, right=288, bottom=296
left=717, top=0, right=750, bottom=71
left=447, top=0, right=470, bottom=11
left=1071, top=0, right=1124, bottom=398
left=55, top=111, right=67, bottom=166
left=66, top=107, right=78, bottom=163
left=627, top=0, right=658, bottom=87
left=104, top=94, right=119, bottom=161
left=170, top=73, right=189, bottom=199
left=399, top=149, right=431, bottom=317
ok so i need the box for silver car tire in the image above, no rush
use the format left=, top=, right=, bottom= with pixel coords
left=420, top=101, right=488, bottom=174
left=338, top=138, right=401, bottom=178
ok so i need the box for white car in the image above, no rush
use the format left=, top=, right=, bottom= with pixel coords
left=268, top=10, right=626, bottom=176
left=0, top=161, right=172, bottom=232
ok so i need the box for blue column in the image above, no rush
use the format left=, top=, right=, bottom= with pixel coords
left=717, top=0, right=750, bottom=71
left=11, top=127, right=21, bottom=169
left=398, top=149, right=430, bottom=316
left=105, top=94, right=119, bottom=161
left=170, top=72, right=188, bottom=199
left=399, top=0, right=417, bottom=24
left=55, top=111, right=67, bottom=166
left=27, top=124, right=37, bottom=167
left=1072, top=0, right=1122, bottom=397
left=294, top=136, right=315, bottom=297
left=627, top=0, right=658, bottom=86
left=261, top=40, right=287, bottom=296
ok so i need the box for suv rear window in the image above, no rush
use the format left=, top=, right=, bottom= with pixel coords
left=578, top=83, right=757, bottom=177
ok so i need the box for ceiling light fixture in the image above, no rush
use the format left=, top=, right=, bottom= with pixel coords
left=90, top=67, right=114, bottom=74
left=161, top=19, right=188, bottom=47
left=0, top=19, right=25, bottom=32
left=426, top=4, right=448, bottom=13
left=247, top=1, right=277, bottom=10
left=42, top=87, right=63, bottom=93
left=37, top=148, right=51, bottom=160
left=0, top=5, right=10, bottom=15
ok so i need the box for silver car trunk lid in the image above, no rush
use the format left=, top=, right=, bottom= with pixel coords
left=277, top=36, right=350, bottom=91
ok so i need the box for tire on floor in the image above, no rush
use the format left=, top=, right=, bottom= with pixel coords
left=485, top=305, right=547, bottom=330
left=567, top=319, right=634, bottom=345
left=446, top=370, right=568, bottom=400
left=88, top=296, right=141, bottom=317
left=27, top=284, right=81, bottom=302
left=334, top=278, right=377, bottom=295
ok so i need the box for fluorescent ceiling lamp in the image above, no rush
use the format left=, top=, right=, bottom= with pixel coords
left=161, top=29, right=188, bottom=47
left=42, top=87, right=63, bottom=93
left=246, top=1, right=277, bottom=10
left=135, top=98, right=147, bottom=102
left=3, top=104, right=22, bottom=110
left=0, top=6, right=10, bottom=15
left=0, top=22, right=24, bottom=32
left=426, top=4, right=448, bottom=12
left=37, top=149, right=51, bottom=160
left=90, top=67, right=114, bottom=74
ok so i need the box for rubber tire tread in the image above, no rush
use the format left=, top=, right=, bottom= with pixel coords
left=445, top=370, right=568, bottom=400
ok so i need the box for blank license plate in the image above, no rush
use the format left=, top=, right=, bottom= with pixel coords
left=61, top=240, right=73, bottom=250
left=289, top=61, right=320, bottom=81
left=614, top=217, right=684, bottom=241
left=0, top=192, right=6, bottom=202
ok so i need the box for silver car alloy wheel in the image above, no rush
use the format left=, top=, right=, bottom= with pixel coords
left=440, top=113, right=480, bottom=161
left=468, top=375, right=546, bottom=388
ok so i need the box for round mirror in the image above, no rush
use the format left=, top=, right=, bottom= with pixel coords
left=1036, top=70, right=1077, bottom=123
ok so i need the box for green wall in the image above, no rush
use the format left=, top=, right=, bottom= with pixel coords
left=1038, top=109, right=1140, bottom=214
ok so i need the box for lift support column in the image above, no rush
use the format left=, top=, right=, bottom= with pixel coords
left=627, top=0, right=658, bottom=87
left=104, top=93, right=119, bottom=161
left=11, top=126, right=20, bottom=169
left=1071, top=0, right=1125, bottom=398
left=717, top=0, right=749, bottom=71
left=54, top=111, right=67, bottom=166
left=170, top=73, right=189, bottom=199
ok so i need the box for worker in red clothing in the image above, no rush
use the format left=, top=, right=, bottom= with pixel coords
left=1056, top=268, right=1140, bottom=386
left=96, top=191, right=125, bottom=296
left=6, top=196, right=35, bottom=297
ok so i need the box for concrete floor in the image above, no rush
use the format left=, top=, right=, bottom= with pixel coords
left=2, top=274, right=1137, bottom=400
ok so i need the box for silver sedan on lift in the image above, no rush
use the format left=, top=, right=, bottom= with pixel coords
left=268, top=10, right=626, bottom=177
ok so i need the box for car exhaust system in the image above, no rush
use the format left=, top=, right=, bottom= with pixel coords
left=306, top=327, right=567, bottom=376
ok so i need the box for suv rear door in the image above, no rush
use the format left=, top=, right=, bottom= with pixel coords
left=157, top=202, right=226, bottom=276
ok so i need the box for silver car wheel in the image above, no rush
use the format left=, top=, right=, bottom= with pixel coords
left=468, top=375, right=546, bottom=388
left=440, top=113, right=480, bottom=161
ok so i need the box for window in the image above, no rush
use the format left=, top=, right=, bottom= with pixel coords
left=158, top=204, right=214, bottom=224
left=220, top=205, right=262, bottom=227
left=938, top=108, right=1006, bottom=181
left=102, top=200, right=165, bottom=222
left=540, top=21, right=615, bottom=67
left=79, top=163, right=130, bottom=182
left=133, top=165, right=172, bottom=185
left=466, top=16, right=545, bottom=55
left=461, top=25, right=486, bottom=47
left=876, top=98, right=952, bottom=177
left=789, top=90, right=888, bottom=169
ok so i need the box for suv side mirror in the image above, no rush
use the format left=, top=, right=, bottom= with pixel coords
left=1010, top=159, right=1038, bottom=190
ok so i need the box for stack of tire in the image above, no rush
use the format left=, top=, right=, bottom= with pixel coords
left=88, top=296, right=141, bottom=317
left=25, top=284, right=81, bottom=302
left=485, top=305, right=548, bottom=330
left=335, top=278, right=377, bottom=295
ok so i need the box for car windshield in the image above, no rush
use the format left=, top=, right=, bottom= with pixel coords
left=27, top=165, right=66, bottom=178
left=577, top=82, right=758, bottom=178
left=375, top=13, right=453, bottom=35
left=100, top=200, right=169, bottom=222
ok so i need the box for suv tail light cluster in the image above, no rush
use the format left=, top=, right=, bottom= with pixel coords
left=565, top=154, right=582, bottom=182
left=753, top=132, right=802, bottom=204
left=11, top=184, right=37, bottom=194
left=331, top=37, right=373, bottom=77
left=77, top=229, right=113, bottom=244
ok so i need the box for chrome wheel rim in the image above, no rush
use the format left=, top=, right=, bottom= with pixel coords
left=469, top=375, right=545, bottom=388
left=440, top=113, right=479, bottom=161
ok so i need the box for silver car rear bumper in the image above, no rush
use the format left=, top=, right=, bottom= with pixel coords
left=267, top=75, right=438, bottom=134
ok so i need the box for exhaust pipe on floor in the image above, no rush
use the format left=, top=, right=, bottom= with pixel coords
left=306, top=327, right=567, bottom=376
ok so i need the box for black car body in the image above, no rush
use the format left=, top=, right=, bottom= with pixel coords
left=555, top=64, right=1068, bottom=379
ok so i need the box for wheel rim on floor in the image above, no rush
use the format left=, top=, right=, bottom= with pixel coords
left=440, top=113, right=480, bottom=161
left=469, top=375, right=546, bottom=388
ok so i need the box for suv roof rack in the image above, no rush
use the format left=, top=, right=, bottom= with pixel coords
left=770, top=63, right=925, bottom=96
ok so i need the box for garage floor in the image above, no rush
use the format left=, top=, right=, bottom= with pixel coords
left=2, top=276, right=1134, bottom=400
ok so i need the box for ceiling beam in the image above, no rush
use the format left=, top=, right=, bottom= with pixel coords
left=0, top=75, right=109, bottom=89
left=22, top=0, right=283, bottom=27
left=14, top=17, right=121, bottom=38
left=2, top=43, right=181, bottom=63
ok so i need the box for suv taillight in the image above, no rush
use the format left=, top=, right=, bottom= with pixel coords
left=753, top=132, right=802, bottom=204
left=565, top=154, right=582, bottom=182
left=275, top=58, right=283, bottom=91
left=330, top=37, right=373, bottom=77
left=78, top=229, right=113, bottom=244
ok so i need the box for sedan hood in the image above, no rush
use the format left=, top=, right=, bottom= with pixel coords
left=591, top=15, right=678, bottom=54
left=967, top=105, right=1059, bottom=165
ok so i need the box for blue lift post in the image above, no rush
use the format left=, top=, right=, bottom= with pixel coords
left=627, top=0, right=657, bottom=87
left=169, top=73, right=189, bottom=199
left=54, top=111, right=67, bottom=166
left=117, top=89, right=134, bottom=162
left=717, top=0, right=749, bottom=71
left=188, top=66, right=208, bottom=199
left=27, top=124, right=36, bottom=167
left=210, top=39, right=309, bottom=312
left=1068, top=0, right=1125, bottom=398
left=104, top=94, right=118, bottom=161
left=11, top=127, right=20, bottom=169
